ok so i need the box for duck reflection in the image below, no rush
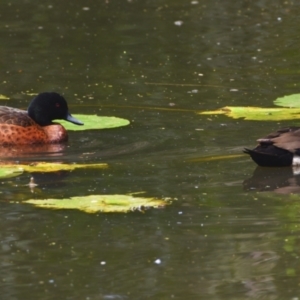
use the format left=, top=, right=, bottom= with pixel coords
left=0, top=144, right=68, bottom=192
left=243, top=166, right=300, bottom=194
left=0, top=143, right=66, bottom=158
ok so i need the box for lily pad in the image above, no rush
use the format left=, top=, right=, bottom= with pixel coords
left=60, top=115, right=130, bottom=131
left=274, top=94, right=300, bottom=108
left=0, top=94, right=9, bottom=100
left=0, top=162, right=108, bottom=176
left=0, top=167, right=23, bottom=178
left=199, top=106, right=300, bottom=121
left=24, top=194, right=171, bottom=213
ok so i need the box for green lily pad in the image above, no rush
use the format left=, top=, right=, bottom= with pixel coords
left=199, top=106, right=300, bottom=121
left=0, top=94, right=9, bottom=100
left=0, top=162, right=107, bottom=176
left=0, top=167, right=23, bottom=178
left=274, top=94, right=300, bottom=108
left=199, top=93, right=300, bottom=121
left=24, top=194, right=171, bottom=213
left=60, top=115, right=130, bottom=131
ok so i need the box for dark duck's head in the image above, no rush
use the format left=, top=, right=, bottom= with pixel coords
left=28, top=92, right=83, bottom=126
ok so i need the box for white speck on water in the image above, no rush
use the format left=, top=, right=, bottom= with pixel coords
left=277, top=17, right=282, bottom=21
left=100, top=261, right=106, bottom=265
left=178, top=211, right=183, bottom=214
left=174, top=20, right=183, bottom=26
left=230, top=89, right=238, bottom=92
left=191, top=1, right=199, bottom=4
left=154, top=259, right=161, bottom=264
left=82, top=7, right=90, bottom=11
left=48, top=279, right=54, bottom=284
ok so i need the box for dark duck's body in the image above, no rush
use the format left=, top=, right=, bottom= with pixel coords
left=244, top=127, right=300, bottom=167
left=0, top=92, right=83, bottom=145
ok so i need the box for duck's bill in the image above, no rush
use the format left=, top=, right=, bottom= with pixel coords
left=65, top=113, right=84, bottom=125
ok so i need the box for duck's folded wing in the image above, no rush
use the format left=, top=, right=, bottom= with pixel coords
left=257, top=127, right=300, bottom=142
left=0, top=107, right=35, bottom=127
left=257, top=127, right=300, bottom=154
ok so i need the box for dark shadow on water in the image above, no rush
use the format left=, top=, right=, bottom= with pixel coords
left=30, top=171, right=70, bottom=189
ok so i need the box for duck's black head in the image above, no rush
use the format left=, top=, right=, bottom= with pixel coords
left=28, top=92, right=83, bottom=126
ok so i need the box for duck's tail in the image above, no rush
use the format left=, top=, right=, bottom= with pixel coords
left=244, top=146, right=293, bottom=167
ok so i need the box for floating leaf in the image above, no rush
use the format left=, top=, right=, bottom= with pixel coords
left=0, top=167, right=23, bottom=178
left=24, top=194, right=171, bottom=213
left=199, top=106, right=300, bottom=121
left=188, top=154, right=245, bottom=162
left=0, top=162, right=108, bottom=174
left=0, top=94, right=9, bottom=100
left=274, top=94, right=300, bottom=108
left=59, top=115, right=130, bottom=131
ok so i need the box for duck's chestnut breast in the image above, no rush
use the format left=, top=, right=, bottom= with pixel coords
left=0, top=107, right=68, bottom=145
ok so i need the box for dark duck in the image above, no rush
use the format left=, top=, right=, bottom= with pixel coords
left=0, top=92, right=83, bottom=145
left=244, top=127, right=300, bottom=167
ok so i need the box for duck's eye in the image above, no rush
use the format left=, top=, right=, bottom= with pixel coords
left=55, top=103, right=60, bottom=108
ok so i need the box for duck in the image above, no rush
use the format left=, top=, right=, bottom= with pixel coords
left=244, top=127, right=300, bottom=167
left=0, top=92, right=83, bottom=145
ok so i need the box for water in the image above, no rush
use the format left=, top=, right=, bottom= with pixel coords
left=0, top=0, right=300, bottom=299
